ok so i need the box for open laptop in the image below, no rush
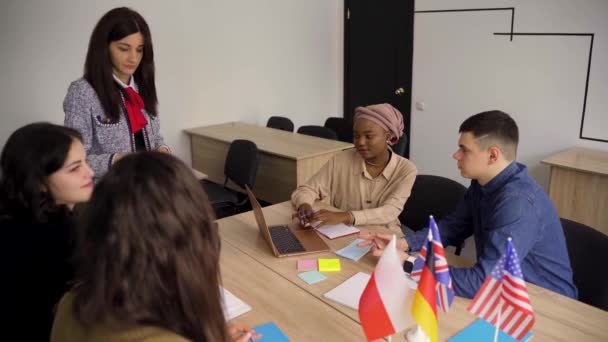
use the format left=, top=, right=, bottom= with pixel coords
left=245, top=186, right=330, bottom=257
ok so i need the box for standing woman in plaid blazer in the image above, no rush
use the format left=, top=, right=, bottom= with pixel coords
left=64, top=7, right=170, bottom=182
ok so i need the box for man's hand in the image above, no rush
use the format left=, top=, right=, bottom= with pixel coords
left=358, top=232, right=409, bottom=263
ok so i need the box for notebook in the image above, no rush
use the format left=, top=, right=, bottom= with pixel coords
left=315, top=223, right=360, bottom=239
left=323, top=272, right=370, bottom=310
left=221, top=287, right=251, bottom=320
left=448, top=319, right=534, bottom=342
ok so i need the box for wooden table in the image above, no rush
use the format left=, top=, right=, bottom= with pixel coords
left=220, top=242, right=364, bottom=340
left=218, top=201, right=608, bottom=341
left=542, top=147, right=608, bottom=235
left=185, top=122, right=353, bottom=203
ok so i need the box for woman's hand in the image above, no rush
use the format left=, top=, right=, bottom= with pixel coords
left=295, top=203, right=315, bottom=226
left=157, top=146, right=171, bottom=153
left=312, top=209, right=352, bottom=227
left=228, top=324, right=262, bottom=342
left=112, top=153, right=129, bottom=164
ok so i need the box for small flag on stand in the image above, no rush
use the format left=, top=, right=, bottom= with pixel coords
left=467, top=238, right=535, bottom=341
left=358, top=235, right=415, bottom=341
left=410, top=216, right=454, bottom=342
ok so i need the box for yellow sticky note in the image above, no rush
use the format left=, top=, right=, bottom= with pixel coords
left=318, top=258, right=341, bottom=272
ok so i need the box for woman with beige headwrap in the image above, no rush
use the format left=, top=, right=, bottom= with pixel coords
left=291, top=103, right=417, bottom=233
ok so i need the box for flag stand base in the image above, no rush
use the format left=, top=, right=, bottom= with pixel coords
left=404, top=325, right=430, bottom=342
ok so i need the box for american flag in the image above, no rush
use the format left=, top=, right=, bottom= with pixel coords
left=467, top=238, right=535, bottom=340
left=410, top=216, right=454, bottom=312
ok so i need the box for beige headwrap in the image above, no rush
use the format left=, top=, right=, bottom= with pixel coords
left=354, top=103, right=404, bottom=145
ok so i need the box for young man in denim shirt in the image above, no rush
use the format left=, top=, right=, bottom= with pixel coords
left=360, top=110, right=577, bottom=299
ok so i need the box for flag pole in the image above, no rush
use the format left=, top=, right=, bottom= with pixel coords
left=493, top=298, right=503, bottom=342
left=494, top=237, right=512, bottom=342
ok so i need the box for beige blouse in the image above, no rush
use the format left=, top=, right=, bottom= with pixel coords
left=291, top=149, right=417, bottom=233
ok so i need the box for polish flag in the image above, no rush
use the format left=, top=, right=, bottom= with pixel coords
left=359, top=235, right=415, bottom=341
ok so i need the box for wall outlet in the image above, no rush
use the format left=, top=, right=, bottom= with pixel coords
left=415, top=101, right=425, bottom=111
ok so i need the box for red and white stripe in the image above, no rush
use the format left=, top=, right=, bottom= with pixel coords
left=467, top=271, right=534, bottom=340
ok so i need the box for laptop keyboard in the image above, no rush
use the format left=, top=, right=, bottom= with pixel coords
left=269, top=225, right=305, bottom=254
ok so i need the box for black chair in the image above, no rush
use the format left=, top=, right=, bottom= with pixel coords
left=400, top=175, right=467, bottom=255
left=561, top=218, right=608, bottom=310
left=202, top=139, right=260, bottom=218
left=324, top=117, right=351, bottom=142
left=392, top=133, right=408, bottom=157
left=266, top=116, right=294, bottom=132
left=297, top=125, right=338, bottom=140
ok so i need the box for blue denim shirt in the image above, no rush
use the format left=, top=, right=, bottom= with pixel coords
left=406, top=162, right=577, bottom=299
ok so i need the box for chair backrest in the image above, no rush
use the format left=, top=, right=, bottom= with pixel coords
left=224, top=139, right=260, bottom=189
left=297, top=125, right=338, bottom=140
left=266, top=116, right=294, bottom=132
left=400, top=175, right=467, bottom=231
left=392, top=133, right=408, bottom=157
left=561, top=218, right=608, bottom=310
left=324, top=117, right=351, bottom=142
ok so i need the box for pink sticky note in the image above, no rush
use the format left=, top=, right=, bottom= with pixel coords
left=297, top=259, right=318, bottom=271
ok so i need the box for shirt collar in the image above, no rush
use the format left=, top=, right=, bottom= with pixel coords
left=353, top=149, right=398, bottom=181
left=113, top=74, right=136, bottom=90
left=480, top=161, right=520, bottom=195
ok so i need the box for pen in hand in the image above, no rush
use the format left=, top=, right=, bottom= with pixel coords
left=293, top=207, right=315, bottom=227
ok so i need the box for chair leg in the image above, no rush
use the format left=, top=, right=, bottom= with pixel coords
left=454, top=242, right=464, bottom=256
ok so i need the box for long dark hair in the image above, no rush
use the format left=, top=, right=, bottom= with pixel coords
left=84, top=7, right=158, bottom=122
left=73, top=152, right=226, bottom=342
left=0, top=123, right=82, bottom=223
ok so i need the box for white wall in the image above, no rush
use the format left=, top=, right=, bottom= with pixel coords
left=0, top=0, right=344, bottom=164
left=2, top=0, right=606, bottom=190
left=411, top=0, right=608, bottom=188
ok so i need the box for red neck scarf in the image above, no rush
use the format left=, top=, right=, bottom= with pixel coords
left=123, top=87, right=148, bottom=133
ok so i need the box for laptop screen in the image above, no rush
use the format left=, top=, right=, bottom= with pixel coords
left=245, top=186, right=273, bottom=246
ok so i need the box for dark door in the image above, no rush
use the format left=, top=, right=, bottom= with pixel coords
left=344, top=0, right=414, bottom=157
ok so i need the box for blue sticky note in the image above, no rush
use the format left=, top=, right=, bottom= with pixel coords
left=448, top=319, right=533, bottom=342
left=297, top=270, right=327, bottom=284
left=254, top=322, right=290, bottom=342
left=335, top=239, right=372, bottom=261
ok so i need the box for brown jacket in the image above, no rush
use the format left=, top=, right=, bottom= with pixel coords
left=51, top=292, right=190, bottom=342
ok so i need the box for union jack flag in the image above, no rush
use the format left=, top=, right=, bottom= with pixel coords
left=410, top=216, right=454, bottom=312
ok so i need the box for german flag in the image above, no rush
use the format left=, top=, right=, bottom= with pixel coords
left=411, top=233, right=438, bottom=342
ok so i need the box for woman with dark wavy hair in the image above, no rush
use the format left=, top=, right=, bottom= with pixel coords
left=0, top=122, right=94, bottom=340
left=64, top=7, right=170, bottom=182
left=51, top=152, right=259, bottom=342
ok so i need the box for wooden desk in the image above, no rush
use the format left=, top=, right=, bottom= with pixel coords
left=185, top=122, right=353, bottom=203
left=218, top=201, right=608, bottom=341
left=542, top=147, right=608, bottom=235
left=220, top=242, right=364, bottom=340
